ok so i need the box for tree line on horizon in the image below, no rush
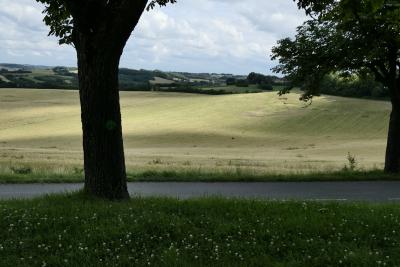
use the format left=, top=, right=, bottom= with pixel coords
left=1, top=66, right=387, bottom=99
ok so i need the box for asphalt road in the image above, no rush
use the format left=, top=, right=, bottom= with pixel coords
left=1, top=181, right=400, bottom=202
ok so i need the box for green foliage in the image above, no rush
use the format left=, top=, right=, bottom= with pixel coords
left=36, top=0, right=176, bottom=44
left=273, top=0, right=400, bottom=101
left=235, top=79, right=249, bottom=87
left=36, top=0, right=177, bottom=45
left=0, top=64, right=268, bottom=95
left=0, top=168, right=398, bottom=183
left=0, top=68, right=77, bottom=89
left=226, top=77, right=236, bottom=86
left=53, top=67, right=76, bottom=77
left=9, top=166, right=32, bottom=175
left=0, top=69, right=31, bottom=74
left=248, top=72, right=264, bottom=84
left=344, top=152, right=357, bottom=171
left=320, top=73, right=388, bottom=99
left=247, top=72, right=274, bottom=85
left=36, top=0, right=73, bottom=45
left=271, top=19, right=346, bottom=100
left=154, top=85, right=231, bottom=95
left=147, top=0, right=177, bottom=10
left=258, top=82, right=273, bottom=91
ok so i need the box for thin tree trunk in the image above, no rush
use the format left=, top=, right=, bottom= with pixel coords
left=385, top=103, right=400, bottom=173
left=77, top=38, right=129, bottom=200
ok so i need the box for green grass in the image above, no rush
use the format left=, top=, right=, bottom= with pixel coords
left=1, top=194, right=400, bottom=266
left=0, top=89, right=391, bottom=179
left=129, top=169, right=400, bottom=182
left=199, top=84, right=263, bottom=93
left=0, top=169, right=398, bottom=184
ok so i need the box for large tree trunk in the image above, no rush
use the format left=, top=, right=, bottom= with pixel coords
left=384, top=47, right=400, bottom=174
left=64, top=0, right=149, bottom=199
left=385, top=103, right=400, bottom=173
left=77, top=37, right=129, bottom=200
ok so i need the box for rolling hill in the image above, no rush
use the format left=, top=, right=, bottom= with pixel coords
left=0, top=89, right=390, bottom=175
left=0, top=63, right=256, bottom=91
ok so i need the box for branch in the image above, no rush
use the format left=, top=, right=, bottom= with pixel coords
left=64, top=0, right=109, bottom=34
left=369, top=64, right=386, bottom=85
left=147, top=0, right=176, bottom=11
left=107, top=0, right=148, bottom=46
left=377, top=61, right=389, bottom=79
left=65, top=0, right=148, bottom=50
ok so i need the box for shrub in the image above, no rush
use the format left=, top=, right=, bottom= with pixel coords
left=235, top=79, right=249, bottom=87
left=226, top=78, right=236, bottom=86
left=259, top=83, right=273, bottom=91
left=10, top=166, right=32, bottom=175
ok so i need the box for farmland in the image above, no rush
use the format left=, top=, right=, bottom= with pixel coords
left=0, top=88, right=390, bottom=178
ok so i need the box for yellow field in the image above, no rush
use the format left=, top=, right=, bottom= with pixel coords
left=0, top=89, right=391, bottom=175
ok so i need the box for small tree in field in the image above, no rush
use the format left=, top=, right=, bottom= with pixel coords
left=272, top=0, right=400, bottom=173
left=36, top=0, right=176, bottom=199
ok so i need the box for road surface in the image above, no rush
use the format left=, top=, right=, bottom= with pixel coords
left=1, top=182, right=400, bottom=202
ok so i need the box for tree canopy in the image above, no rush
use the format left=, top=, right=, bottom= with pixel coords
left=273, top=0, right=400, bottom=173
left=272, top=0, right=400, bottom=101
left=36, top=0, right=176, bottom=45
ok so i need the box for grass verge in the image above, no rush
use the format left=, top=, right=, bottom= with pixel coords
left=0, top=169, right=398, bottom=184
left=1, top=194, right=400, bottom=266
left=131, top=169, right=400, bottom=182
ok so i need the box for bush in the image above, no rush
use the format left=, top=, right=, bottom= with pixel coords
left=258, top=83, right=273, bottom=91
left=226, top=77, right=236, bottom=86
left=10, top=166, right=32, bottom=175
left=235, top=79, right=249, bottom=87
left=319, top=73, right=388, bottom=99
left=155, top=85, right=230, bottom=95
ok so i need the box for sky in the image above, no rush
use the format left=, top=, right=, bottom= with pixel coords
left=0, top=0, right=307, bottom=75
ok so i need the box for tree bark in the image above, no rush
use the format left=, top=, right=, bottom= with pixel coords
left=384, top=45, right=400, bottom=174
left=385, top=103, right=400, bottom=173
left=77, top=36, right=129, bottom=200
left=65, top=0, right=149, bottom=199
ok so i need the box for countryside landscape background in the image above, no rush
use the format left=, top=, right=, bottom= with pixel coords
left=2, top=0, right=400, bottom=266
left=0, top=63, right=390, bottom=179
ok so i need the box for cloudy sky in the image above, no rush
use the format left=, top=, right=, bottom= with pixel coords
left=0, top=0, right=307, bottom=75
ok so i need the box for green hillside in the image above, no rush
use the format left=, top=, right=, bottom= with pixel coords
left=0, top=89, right=390, bottom=176
left=0, top=63, right=250, bottom=90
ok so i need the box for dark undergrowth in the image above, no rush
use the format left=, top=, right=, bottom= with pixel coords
left=0, top=169, right=398, bottom=184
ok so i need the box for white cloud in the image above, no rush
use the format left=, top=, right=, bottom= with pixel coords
left=0, top=0, right=307, bottom=74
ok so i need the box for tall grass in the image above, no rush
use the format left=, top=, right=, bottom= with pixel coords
left=0, top=163, right=398, bottom=183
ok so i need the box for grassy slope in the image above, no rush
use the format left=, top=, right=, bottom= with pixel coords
left=0, top=89, right=392, bottom=179
left=1, top=195, right=400, bottom=266
left=199, top=84, right=263, bottom=93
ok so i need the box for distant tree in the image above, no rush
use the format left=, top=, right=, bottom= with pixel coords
left=247, top=72, right=264, bottom=84
left=36, top=0, right=176, bottom=199
left=247, top=72, right=276, bottom=87
left=247, top=72, right=260, bottom=84
left=226, top=77, right=236, bottom=86
left=272, top=0, right=400, bottom=173
left=235, top=79, right=249, bottom=87
left=258, top=82, right=273, bottom=91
